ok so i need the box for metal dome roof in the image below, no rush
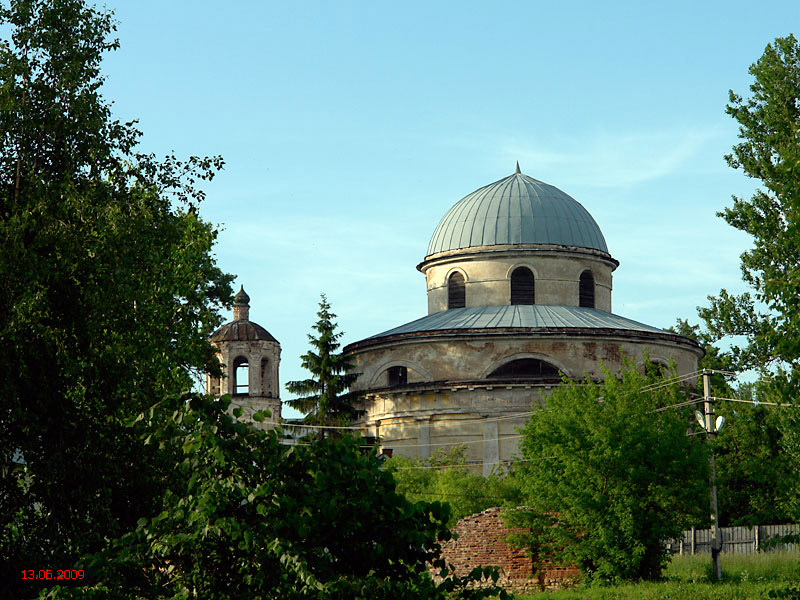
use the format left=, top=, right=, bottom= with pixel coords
left=427, top=164, right=609, bottom=256
left=209, top=320, right=278, bottom=343
left=362, top=305, right=665, bottom=341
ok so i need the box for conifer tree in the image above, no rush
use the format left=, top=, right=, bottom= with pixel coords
left=286, top=294, right=362, bottom=432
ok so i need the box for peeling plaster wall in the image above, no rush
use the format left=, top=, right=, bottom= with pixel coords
left=349, top=332, right=700, bottom=471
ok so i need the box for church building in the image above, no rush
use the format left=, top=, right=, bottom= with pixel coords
left=206, top=164, right=702, bottom=472
left=343, top=164, right=702, bottom=473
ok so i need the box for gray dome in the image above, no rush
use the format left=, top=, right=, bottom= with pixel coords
left=427, top=166, right=608, bottom=256
left=209, top=320, right=278, bottom=343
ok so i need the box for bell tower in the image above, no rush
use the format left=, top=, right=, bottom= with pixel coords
left=207, top=285, right=281, bottom=428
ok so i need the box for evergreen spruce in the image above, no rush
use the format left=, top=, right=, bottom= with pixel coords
left=286, top=294, right=362, bottom=433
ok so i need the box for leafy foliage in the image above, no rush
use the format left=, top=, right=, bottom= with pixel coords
left=285, top=294, right=362, bottom=430
left=713, top=382, right=794, bottom=526
left=388, top=446, right=524, bottom=527
left=40, top=395, right=509, bottom=600
left=668, top=320, right=793, bottom=526
left=0, top=1, right=232, bottom=596
left=511, top=365, right=708, bottom=583
left=697, top=35, right=800, bottom=550
left=699, top=35, right=800, bottom=384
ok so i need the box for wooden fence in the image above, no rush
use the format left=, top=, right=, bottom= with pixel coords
left=666, top=524, right=798, bottom=555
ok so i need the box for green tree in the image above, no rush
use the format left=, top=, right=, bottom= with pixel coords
left=699, top=35, right=800, bottom=387
left=714, top=383, right=793, bottom=526
left=667, top=320, right=793, bottom=525
left=697, top=34, right=800, bottom=529
left=44, top=396, right=508, bottom=600
left=389, top=446, right=523, bottom=527
left=285, top=294, right=362, bottom=431
left=0, top=1, right=232, bottom=595
left=511, top=365, right=708, bottom=583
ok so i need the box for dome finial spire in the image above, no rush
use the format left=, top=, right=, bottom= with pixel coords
left=515, top=161, right=521, bottom=174
left=233, top=285, right=250, bottom=321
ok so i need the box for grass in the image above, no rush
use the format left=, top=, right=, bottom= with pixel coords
left=515, top=552, right=800, bottom=600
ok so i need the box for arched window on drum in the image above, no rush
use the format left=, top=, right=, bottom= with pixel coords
left=448, top=272, right=465, bottom=309
left=510, top=267, right=535, bottom=305
left=579, top=270, right=595, bottom=308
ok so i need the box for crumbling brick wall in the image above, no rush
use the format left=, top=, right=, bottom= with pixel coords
left=438, top=507, right=579, bottom=593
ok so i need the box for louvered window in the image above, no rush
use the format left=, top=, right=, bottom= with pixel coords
left=510, top=267, right=535, bottom=305
left=448, top=272, right=465, bottom=309
left=579, top=271, right=595, bottom=308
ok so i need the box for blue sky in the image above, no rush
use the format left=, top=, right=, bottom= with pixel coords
left=99, top=1, right=797, bottom=417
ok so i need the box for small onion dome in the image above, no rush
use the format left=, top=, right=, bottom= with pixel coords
left=427, top=164, right=608, bottom=257
left=233, top=285, right=250, bottom=306
left=209, top=320, right=279, bottom=343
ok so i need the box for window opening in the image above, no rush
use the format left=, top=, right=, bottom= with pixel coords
left=644, top=360, right=669, bottom=377
left=579, top=271, right=595, bottom=308
left=388, top=366, right=408, bottom=387
left=487, top=358, right=560, bottom=380
left=233, top=356, right=249, bottom=395
left=448, top=272, right=465, bottom=309
left=510, top=267, right=535, bottom=305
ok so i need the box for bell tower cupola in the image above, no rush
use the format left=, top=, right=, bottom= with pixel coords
left=206, top=286, right=281, bottom=429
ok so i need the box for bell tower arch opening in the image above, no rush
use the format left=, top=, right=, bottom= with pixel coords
left=233, top=356, right=249, bottom=395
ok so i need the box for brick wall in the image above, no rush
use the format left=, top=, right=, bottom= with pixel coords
left=438, top=507, right=579, bottom=593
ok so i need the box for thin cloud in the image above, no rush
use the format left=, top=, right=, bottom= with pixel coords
left=501, top=127, right=725, bottom=188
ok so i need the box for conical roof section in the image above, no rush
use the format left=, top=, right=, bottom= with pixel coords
left=427, top=166, right=608, bottom=256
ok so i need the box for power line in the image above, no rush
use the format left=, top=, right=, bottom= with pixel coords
left=287, top=434, right=525, bottom=450
left=649, top=398, right=705, bottom=413
left=278, top=369, right=716, bottom=437
left=640, top=371, right=703, bottom=392
left=712, top=395, right=798, bottom=408
left=278, top=409, right=538, bottom=431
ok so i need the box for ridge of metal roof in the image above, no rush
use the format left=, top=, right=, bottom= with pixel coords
left=359, top=305, right=666, bottom=342
left=427, top=167, right=609, bottom=257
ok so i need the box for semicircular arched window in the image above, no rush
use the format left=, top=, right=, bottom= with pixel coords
left=487, top=358, right=560, bottom=380
left=579, top=270, right=595, bottom=308
left=510, top=267, right=535, bottom=305
left=233, top=356, right=249, bottom=395
left=448, top=272, right=465, bottom=309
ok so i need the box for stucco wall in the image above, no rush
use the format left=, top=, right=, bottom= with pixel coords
left=419, top=246, right=616, bottom=314
left=349, top=331, right=701, bottom=470
left=350, top=332, right=700, bottom=389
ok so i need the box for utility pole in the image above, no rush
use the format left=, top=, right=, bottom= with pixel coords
left=703, top=369, right=722, bottom=581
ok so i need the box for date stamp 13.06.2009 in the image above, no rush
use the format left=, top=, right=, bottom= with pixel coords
left=21, top=569, right=85, bottom=582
